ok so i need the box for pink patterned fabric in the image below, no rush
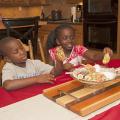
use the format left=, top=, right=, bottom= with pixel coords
left=49, top=45, right=88, bottom=65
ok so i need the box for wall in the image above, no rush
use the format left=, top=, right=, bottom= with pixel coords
left=0, top=0, right=80, bottom=19
left=44, top=0, right=75, bottom=19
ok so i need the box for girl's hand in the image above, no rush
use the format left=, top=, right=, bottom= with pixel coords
left=103, top=47, right=113, bottom=56
left=63, top=63, right=74, bottom=71
left=36, top=74, right=55, bottom=84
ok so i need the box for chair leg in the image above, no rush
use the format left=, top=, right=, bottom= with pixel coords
left=38, top=38, right=46, bottom=63
left=28, top=40, right=34, bottom=60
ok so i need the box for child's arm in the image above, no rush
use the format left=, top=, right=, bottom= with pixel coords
left=53, top=55, right=74, bottom=72
left=83, top=47, right=113, bottom=62
left=83, top=50, right=103, bottom=61
left=50, top=58, right=64, bottom=76
left=3, top=74, right=54, bottom=91
left=47, top=53, right=64, bottom=75
left=63, top=63, right=74, bottom=71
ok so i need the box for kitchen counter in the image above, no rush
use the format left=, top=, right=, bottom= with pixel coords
left=46, top=19, right=83, bottom=25
left=0, top=19, right=82, bottom=30
left=0, top=21, right=47, bottom=30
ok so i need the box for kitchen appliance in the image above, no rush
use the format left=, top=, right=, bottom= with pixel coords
left=51, top=9, right=62, bottom=21
left=83, top=0, right=118, bottom=52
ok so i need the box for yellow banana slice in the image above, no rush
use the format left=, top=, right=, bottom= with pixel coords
left=102, top=53, right=110, bottom=64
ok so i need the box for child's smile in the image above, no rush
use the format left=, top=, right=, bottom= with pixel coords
left=4, top=39, right=27, bottom=67
left=58, top=28, right=75, bottom=51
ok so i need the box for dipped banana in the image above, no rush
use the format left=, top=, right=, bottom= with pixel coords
left=56, top=46, right=66, bottom=61
left=102, top=53, right=110, bottom=64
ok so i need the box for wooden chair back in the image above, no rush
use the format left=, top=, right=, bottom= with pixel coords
left=0, top=57, right=5, bottom=86
left=2, top=16, right=40, bottom=59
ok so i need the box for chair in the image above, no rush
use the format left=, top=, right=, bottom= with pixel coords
left=0, top=56, right=5, bottom=86
left=2, top=16, right=45, bottom=61
left=45, top=30, right=57, bottom=63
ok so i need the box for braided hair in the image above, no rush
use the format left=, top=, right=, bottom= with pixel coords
left=46, top=24, right=75, bottom=52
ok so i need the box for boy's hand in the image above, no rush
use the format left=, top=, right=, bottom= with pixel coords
left=36, top=74, right=55, bottom=84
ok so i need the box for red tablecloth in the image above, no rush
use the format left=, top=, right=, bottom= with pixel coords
left=90, top=104, right=120, bottom=120
left=0, top=73, right=73, bottom=107
left=0, top=59, right=120, bottom=120
left=91, top=59, right=120, bottom=120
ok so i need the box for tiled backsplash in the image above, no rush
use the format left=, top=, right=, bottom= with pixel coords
left=44, top=0, right=74, bottom=19
left=0, top=0, right=78, bottom=19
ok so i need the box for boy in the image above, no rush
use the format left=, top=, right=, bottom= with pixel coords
left=0, top=37, right=63, bottom=90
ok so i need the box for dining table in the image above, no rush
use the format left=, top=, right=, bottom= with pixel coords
left=0, top=59, right=120, bottom=120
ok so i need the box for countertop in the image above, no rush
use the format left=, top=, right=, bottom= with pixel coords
left=0, top=19, right=82, bottom=30
left=0, top=21, right=47, bottom=30
left=47, top=19, right=83, bottom=25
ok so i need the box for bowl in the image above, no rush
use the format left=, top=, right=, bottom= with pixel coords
left=101, top=71, right=116, bottom=80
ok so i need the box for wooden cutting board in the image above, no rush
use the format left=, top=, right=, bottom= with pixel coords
left=43, top=78, right=120, bottom=116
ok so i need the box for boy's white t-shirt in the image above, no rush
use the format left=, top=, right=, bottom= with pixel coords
left=2, top=59, right=53, bottom=84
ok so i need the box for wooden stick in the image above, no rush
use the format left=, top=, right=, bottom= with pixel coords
left=38, top=38, right=46, bottom=63
left=28, top=40, right=34, bottom=60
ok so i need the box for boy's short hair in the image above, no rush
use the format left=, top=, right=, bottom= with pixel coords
left=0, top=37, right=17, bottom=56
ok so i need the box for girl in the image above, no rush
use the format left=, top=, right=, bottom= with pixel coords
left=47, top=24, right=113, bottom=71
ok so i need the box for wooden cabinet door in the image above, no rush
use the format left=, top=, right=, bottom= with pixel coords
left=0, top=0, right=12, bottom=6
left=67, top=0, right=83, bottom=4
left=40, top=0, right=47, bottom=4
left=29, top=0, right=47, bottom=5
left=0, top=0, right=47, bottom=6
left=72, top=24, right=83, bottom=45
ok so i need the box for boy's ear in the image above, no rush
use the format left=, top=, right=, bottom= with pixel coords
left=4, top=56, right=12, bottom=63
left=56, top=39, right=60, bottom=45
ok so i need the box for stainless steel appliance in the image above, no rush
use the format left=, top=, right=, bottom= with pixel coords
left=83, top=0, right=118, bottom=52
left=51, top=9, right=62, bottom=21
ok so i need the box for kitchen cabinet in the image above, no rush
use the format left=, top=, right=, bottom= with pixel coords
left=39, top=23, right=83, bottom=62
left=67, top=0, right=83, bottom=4
left=117, top=0, right=120, bottom=58
left=0, top=0, right=47, bottom=6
